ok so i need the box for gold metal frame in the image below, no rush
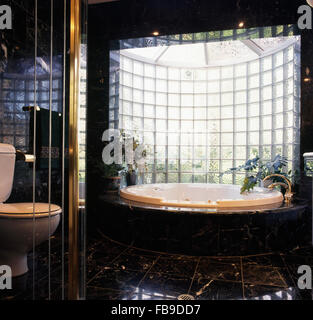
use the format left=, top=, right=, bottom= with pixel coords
left=69, top=0, right=81, bottom=300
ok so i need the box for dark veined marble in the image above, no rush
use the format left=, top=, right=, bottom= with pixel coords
left=95, top=194, right=311, bottom=256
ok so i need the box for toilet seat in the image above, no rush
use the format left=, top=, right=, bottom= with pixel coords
left=0, top=203, right=61, bottom=218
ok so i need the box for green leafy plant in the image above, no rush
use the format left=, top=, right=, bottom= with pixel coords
left=223, top=155, right=295, bottom=194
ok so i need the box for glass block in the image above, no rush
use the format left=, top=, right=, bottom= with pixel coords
left=249, top=131, right=259, bottom=144
left=235, top=132, right=246, bottom=145
left=208, top=133, right=220, bottom=145
left=261, top=146, right=271, bottom=160
left=221, top=146, right=233, bottom=159
left=194, top=121, right=206, bottom=132
left=122, top=72, right=132, bottom=87
left=249, top=88, right=260, bottom=102
left=167, top=107, right=179, bottom=119
left=168, top=146, right=179, bottom=159
left=168, top=133, right=179, bottom=145
left=249, top=146, right=259, bottom=158
left=156, top=146, right=166, bottom=158
left=262, top=56, right=272, bottom=71
left=181, top=94, right=193, bottom=107
left=286, top=111, right=294, bottom=127
left=181, top=160, right=192, bottom=171
left=286, top=78, right=294, bottom=95
left=274, top=66, right=284, bottom=82
left=221, top=66, right=233, bottom=78
left=156, top=92, right=167, bottom=105
left=168, top=93, right=180, bottom=106
left=248, top=74, right=259, bottom=89
left=221, top=160, right=233, bottom=171
left=194, top=133, right=206, bottom=145
left=168, top=80, right=179, bottom=93
left=181, top=81, right=193, bottom=93
left=156, top=66, right=167, bottom=79
left=235, top=118, right=246, bottom=131
left=181, top=133, right=193, bottom=146
left=194, top=146, right=206, bottom=159
left=181, top=146, right=192, bottom=159
left=207, top=120, right=220, bottom=132
left=181, top=108, right=193, bottom=120
left=144, top=78, right=155, bottom=91
left=194, top=174, right=206, bottom=183
left=286, top=95, right=294, bottom=111
left=235, top=174, right=245, bottom=185
left=156, top=173, right=166, bottom=183
left=262, top=86, right=272, bottom=100
left=221, top=79, right=233, bottom=92
left=194, top=107, right=206, bottom=120
left=168, top=120, right=180, bottom=131
left=287, top=45, right=294, bottom=61
left=275, top=129, right=283, bottom=144
left=274, top=114, right=283, bottom=129
left=194, top=69, right=206, bottom=80
left=144, top=64, right=155, bottom=77
left=207, top=67, right=220, bottom=80
left=122, top=86, right=132, bottom=100
left=181, top=120, right=193, bottom=131
left=248, top=117, right=260, bottom=131
left=155, top=106, right=166, bottom=118
left=123, top=116, right=132, bottom=130
left=207, top=94, right=220, bottom=106
left=207, top=173, right=220, bottom=184
left=221, top=133, right=233, bottom=145
left=262, top=131, right=272, bottom=144
left=274, top=51, right=284, bottom=67
left=144, top=105, right=155, bottom=118
left=262, top=71, right=272, bottom=86
left=275, top=98, right=284, bottom=113
left=133, top=61, right=143, bottom=75
left=194, top=94, right=206, bottom=107
left=235, top=77, right=246, bottom=90
left=221, top=106, right=233, bottom=119
left=235, top=91, right=246, bottom=104
left=195, top=81, right=207, bottom=93
left=286, top=128, right=294, bottom=143
left=249, top=103, right=259, bottom=117
left=181, top=174, right=193, bottom=183
left=207, top=81, right=220, bottom=93
left=221, top=92, right=233, bottom=105
left=208, top=160, right=220, bottom=172
left=235, top=104, right=246, bottom=118
left=144, top=132, right=155, bottom=145
left=262, top=101, right=272, bottom=115
left=168, top=160, right=179, bottom=171
left=121, top=56, right=132, bottom=73
left=208, top=147, right=220, bottom=159
left=235, top=146, right=246, bottom=159
left=235, top=64, right=246, bottom=77
left=274, top=83, right=284, bottom=98
left=221, top=119, right=233, bottom=132
left=156, top=132, right=167, bottom=145
left=156, top=119, right=167, bottom=131
left=287, top=62, right=293, bottom=78
left=274, top=145, right=283, bottom=155
left=144, top=91, right=155, bottom=104
left=181, top=69, right=193, bottom=81
left=168, top=173, right=179, bottom=183
left=249, top=60, right=259, bottom=74
left=193, top=160, right=206, bottom=172
left=144, top=118, right=155, bottom=131
left=262, top=115, right=272, bottom=130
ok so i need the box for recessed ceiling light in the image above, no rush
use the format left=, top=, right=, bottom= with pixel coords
left=152, top=31, right=159, bottom=36
left=304, top=77, right=311, bottom=82
left=238, top=22, right=244, bottom=28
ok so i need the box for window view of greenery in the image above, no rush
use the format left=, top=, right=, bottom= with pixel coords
left=109, top=28, right=300, bottom=185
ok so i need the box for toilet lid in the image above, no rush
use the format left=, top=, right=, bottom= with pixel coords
left=0, top=203, right=61, bottom=218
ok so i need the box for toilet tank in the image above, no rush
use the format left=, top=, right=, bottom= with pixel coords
left=0, top=143, right=16, bottom=203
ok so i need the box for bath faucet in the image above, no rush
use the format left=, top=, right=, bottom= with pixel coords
left=262, top=174, right=293, bottom=204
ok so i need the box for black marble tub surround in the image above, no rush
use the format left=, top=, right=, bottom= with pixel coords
left=96, top=195, right=310, bottom=256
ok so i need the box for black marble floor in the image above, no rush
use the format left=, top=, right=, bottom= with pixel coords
left=86, top=230, right=313, bottom=300
left=1, top=229, right=313, bottom=300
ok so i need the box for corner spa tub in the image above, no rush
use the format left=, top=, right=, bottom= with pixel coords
left=120, top=183, right=284, bottom=208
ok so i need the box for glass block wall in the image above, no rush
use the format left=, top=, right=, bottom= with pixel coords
left=109, top=36, right=301, bottom=185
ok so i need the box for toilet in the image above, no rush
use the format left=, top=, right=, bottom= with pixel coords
left=0, top=143, right=61, bottom=277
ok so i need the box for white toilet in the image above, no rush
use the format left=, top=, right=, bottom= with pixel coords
left=0, top=143, right=61, bottom=277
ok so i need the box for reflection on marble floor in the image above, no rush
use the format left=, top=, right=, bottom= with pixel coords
left=1, top=229, right=313, bottom=300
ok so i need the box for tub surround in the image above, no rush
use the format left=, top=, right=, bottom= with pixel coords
left=98, top=194, right=309, bottom=256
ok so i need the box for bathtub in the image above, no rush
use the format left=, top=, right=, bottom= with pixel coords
left=120, top=183, right=284, bottom=208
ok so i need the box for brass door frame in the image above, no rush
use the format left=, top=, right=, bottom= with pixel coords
left=68, top=0, right=81, bottom=300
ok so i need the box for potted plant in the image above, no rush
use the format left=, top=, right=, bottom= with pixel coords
left=222, top=155, right=297, bottom=194
left=121, top=130, right=148, bottom=186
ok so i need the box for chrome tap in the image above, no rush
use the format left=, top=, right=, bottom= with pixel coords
left=262, top=174, right=293, bottom=204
